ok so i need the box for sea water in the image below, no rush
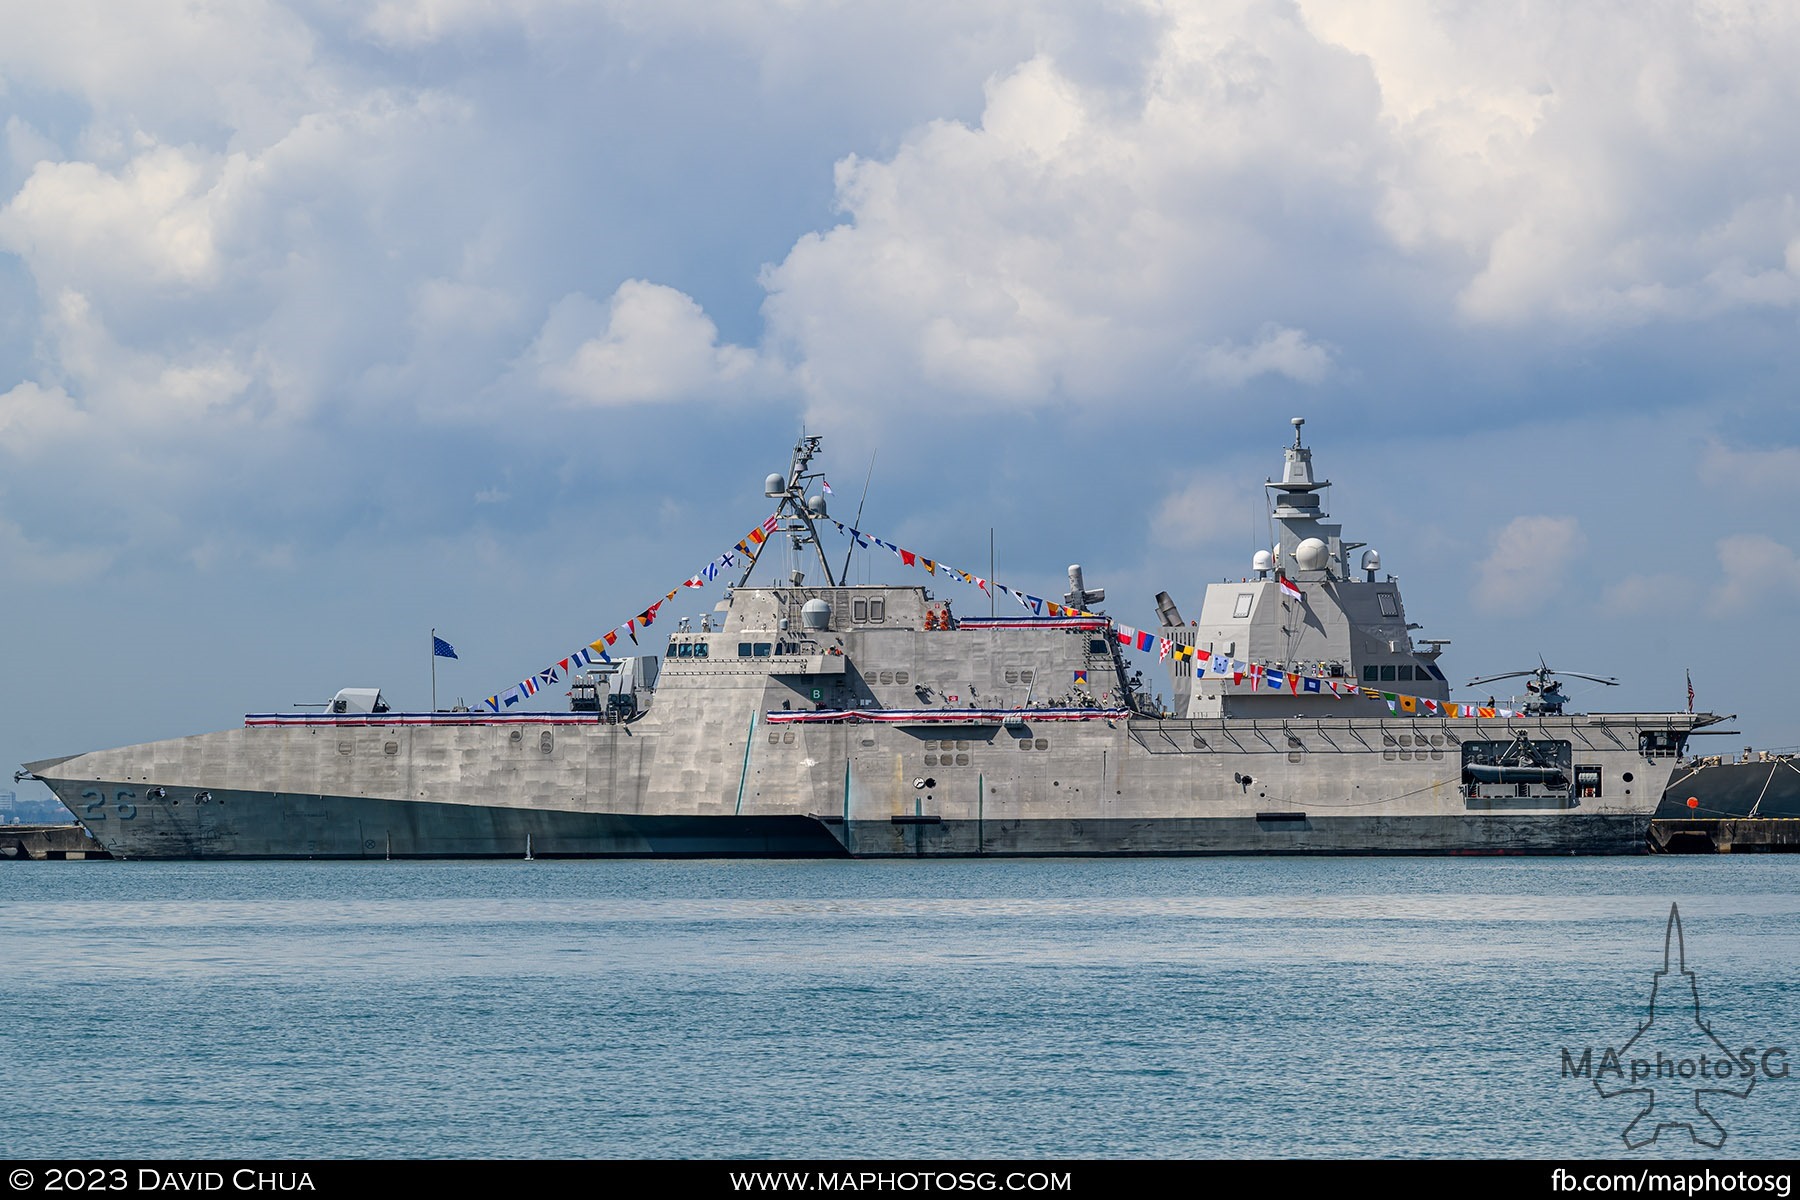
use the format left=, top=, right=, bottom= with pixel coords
left=4, top=856, right=1797, bottom=1160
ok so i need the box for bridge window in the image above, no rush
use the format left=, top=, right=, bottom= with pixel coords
left=739, top=643, right=753, bottom=657
left=1363, top=665, right=1378, bottom=682
left=852, top=600, right=867, bottom=621
left=694, top=643, right=709, bottom=658
left=1397, top=664, right=1413, bottom=681
left=753, top=643, right=773, bottom=657
left=869, top=599, right=885, bottom=622
left=1377, top=593, right=1398, bottom=617
left=1233, top=593, right=1254, bottom=618
left=1379, top=665, right=1396, bottom=682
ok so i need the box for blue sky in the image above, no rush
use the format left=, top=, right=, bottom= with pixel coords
left=5, top=0, right=1800, bottom=796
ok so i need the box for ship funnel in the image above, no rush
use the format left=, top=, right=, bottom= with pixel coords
left=1155, top=591, right=1185, bottom=628
left=765, top=473, right=787, bottom=497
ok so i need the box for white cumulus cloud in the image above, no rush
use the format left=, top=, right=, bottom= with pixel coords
left=1709, top=532, right=1800, bottom=615
left=523, top=281, right=766, bottom=406
left=1151, top=473, right=1262, bottom=552
left=1192, top=326, right=1333, bottom=388
left=1473, top=515, right=1585, bottom=613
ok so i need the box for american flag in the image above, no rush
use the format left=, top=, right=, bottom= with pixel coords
left=1687, top=670, right=1694, bottom=713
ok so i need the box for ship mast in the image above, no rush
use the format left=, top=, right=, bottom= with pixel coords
left=735, top=434, right=840, bottom=588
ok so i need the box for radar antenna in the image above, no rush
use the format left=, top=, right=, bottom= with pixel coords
left=1465, top=657, right=1617, bottom=716
left=736, top=434, right=840, bottom=588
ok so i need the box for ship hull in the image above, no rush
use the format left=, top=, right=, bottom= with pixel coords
left=1655, top=757, right=1800, bottom=819
left=21, top=782, right=849, bottom=859
left=1648, top=755, right=1800, bottom=853
left=21, top=776, right=1651, bottom=858
left=832, top=813, right=1649, bottom=856
left=26, top=708, right=1678, bottom=859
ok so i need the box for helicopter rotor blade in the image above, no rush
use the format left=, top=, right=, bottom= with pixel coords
left=1553, top=670, right=1618, bottom=686
left=1466, top=671, right=1535, bottom=687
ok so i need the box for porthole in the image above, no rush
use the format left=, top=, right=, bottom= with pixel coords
left=1019, top=741, right=1031, bottom=751
left=338, top=742, right=353, bottom=755
left=782, top=731, right=796, bottom=744
left=955, top=754, right=969, bottom=766
left=1431, top=750, right=1443, bottom=760
left=1005, top=670, right=1019, bottom=684
left=860, top=738, right=875, bottom=748
left=539, top=732, right=553, bottom=753
left=879, top=671, right=894, bottom=685
left=895, top=671, right=909, bottom=684
left=1020, top=670, right=1033, bottom=683
left=1399, top=734, right=1413, bottom=747
left=385, top=741, right=400, bottom=755
left=768, top=731, right=781, bottom=744
left=1622, top=771, right=1634, bottom=783
left=509, top=730, right=523, bottom=744
left=1035, top=738, right=1049, bottom=750
left=957, top=740, right=970, bottom=750
left=924, top=754, right=938, bottom=766
left=1383, top=750, right=1396, bottom=761
left=1192, top=736, right=1208, bottom=749
left=1287, top=752, right=1302, bottom=764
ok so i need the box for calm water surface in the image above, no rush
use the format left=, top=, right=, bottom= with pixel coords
left=5, top=856, right=1797, bottom=1159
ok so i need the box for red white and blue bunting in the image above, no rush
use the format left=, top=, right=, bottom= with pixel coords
left=765, top=707, right=1131, bottom=725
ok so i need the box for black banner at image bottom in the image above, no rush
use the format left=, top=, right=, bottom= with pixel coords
left=4, top=1161, right=1798, bottom=1197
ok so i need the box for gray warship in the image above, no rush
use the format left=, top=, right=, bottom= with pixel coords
left=20, top=419, right=1721, bottom=857
left=1649, top=752, right=1800, bottom=852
